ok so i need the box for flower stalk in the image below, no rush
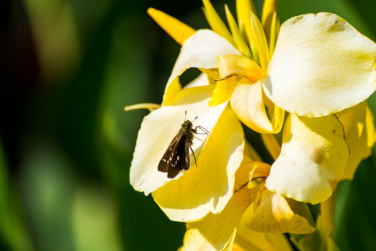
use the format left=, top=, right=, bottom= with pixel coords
left=320, top=191, right=337, bottom=244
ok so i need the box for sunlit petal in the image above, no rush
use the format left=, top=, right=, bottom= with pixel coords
left=235, top=214, right=293, bottom=251
left=230, top=80, right=283, bottom=133
left=179, top=191, right=248, bottom=251
left=217, top=55, right=267, bottom=83
left=147, top=8, right=195, bottom=45
left=250, top=10, right=270, bottom=70
left=152, top=107, right=244, bottom=221
left=225, top=5, right=251, bottom=57
left=261, top=0, right=278, bottom=40
left=202, top=0, right=235, bottom=46
left=130, top=85, right=229, bottom=195
left=243, top=182, right=315, bottom=234
left=337, top=101, right=376, bottom=179
left=263, top=13, right=376, bottom=117
left=164, top=30, right=240, bottom=102
left=210, top=76, right=237, bottom=106
left=179, top=152, right=263, bottom=250
left=266, top=114, right=349, bottom=204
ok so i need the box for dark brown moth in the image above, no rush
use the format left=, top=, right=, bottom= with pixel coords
left=158, top=113, right=209, bottom=178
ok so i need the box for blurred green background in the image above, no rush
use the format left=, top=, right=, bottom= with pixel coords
left=1, top=0, right=376, bottom=250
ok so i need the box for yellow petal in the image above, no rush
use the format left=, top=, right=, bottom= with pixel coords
left=266, top=114, right=349, bottom=204
left=244, top=140, right=262, bottom=163
left=130, top=85, right=228, bottom=195
left=124, top=103, right=161, bottom=112
left=261, top=134, right=281, bottom=160
left=152, top=106, right=244, bottom=221
left=230, top=80, right=283, bottom=133
left=249, top=161, right=271, bottom=180
left=235, top=214, right=293, bottom=251
left=180, top=191, right=249, bottom=251
left=268, top=12, right=279, bottom=55
left=217, top=55, right=267, bottom=83
left=233, top=161, right=263, bottom=206
left=337, top=101, right=376, bottom=180
left=225, top=5, right=251, bottom=58
left=147, top=8, right=195, bottom=45
left=164, top=30, right=240, bottom=103
left=210, top=76, right=237, bottom=106
left=261, top=0, right=277, bottom=41
left=184, top=73, right=211, bottom=89
left=236, top=0, right=256, bottom=42
left=202, top=0, right=235, bottom=46
left=162, top=77, right=182, bottom=105
left=263, top=13, right=376, bottom=117
left=236, top=0, right=259, bottom=61
left=243, top=183, right=315, bottom=234
left=179, top=154, right=265, bottom=251
left=250, top=10, right=270, bottom=70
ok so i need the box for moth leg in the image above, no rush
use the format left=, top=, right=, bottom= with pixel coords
left=189, top=145, right=198, bottom=167
left=192, top=135, right=203, bottom=141
left=195, top=126, right=210, bottom=134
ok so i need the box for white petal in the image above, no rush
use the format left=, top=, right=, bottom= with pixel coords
left=266, top=114, right=349, bottom=204
left=263, top=13, right=376, bottom=117
left=152, top=107, right=245, bottom=221
left=163, top=29, right=241, bottom=102
left=130, top=85, right=228, bottom=195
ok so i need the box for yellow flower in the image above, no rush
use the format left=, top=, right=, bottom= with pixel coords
left=129, top=76, right=246, bottom=222
left=128, top=0, right=376, bottom=249
left=266, top=101, right=376, bottom=204
left=179, top=156, right=315, bottom=250
left=147, top=0, right=376, bottom=205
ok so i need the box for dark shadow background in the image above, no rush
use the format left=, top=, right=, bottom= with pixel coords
left=1, top=0, right=376, bottom=250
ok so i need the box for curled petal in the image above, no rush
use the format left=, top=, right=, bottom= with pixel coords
left=179, top=152, right=264, bottom=251
left=130, top=85, right=228, bottom=195
left=230, top=80, right=284, bottom=133
left=152, top=107, right=244, bottom=221
left=249, top=162, right=271, bottom=180
left=266, top=114, right=349, bottom=204
left=164, top=29, right=240, bottom=103
left=209, top=76, right=237, bottom=106
left=163, top=77, right=182, bottom=105
left=180, top=193, right=249, bottom=251
left=217, top=55, right=267, bottom=82
left=263, top=13, right=376, bottom=117
left=235, top=214, right=293, bottom=251
left=337, top=101, right=376, bottom=180
left=243, top=183, right=315, bottom=234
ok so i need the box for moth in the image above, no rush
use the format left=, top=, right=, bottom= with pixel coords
left=158, top=112, right=209, bottom=178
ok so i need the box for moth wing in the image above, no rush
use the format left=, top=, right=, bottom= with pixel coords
left=167, top=134, right=189, bottom=178
left=158, top=134, right=179, bottom=173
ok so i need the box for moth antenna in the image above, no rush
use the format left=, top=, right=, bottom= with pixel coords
left=214, top=74, right=236, bottom=82
left=234, top=181, right=249, bottom=193
left=191, top=116, right=198, bottom=123
left=185, top=110, right=187, bottom=120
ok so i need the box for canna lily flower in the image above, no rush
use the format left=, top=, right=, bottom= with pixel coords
left=179, top=155, right=315, bottom=251
left=128, top=75, right=246, bottom=222
left=147, top=0, right=376, bottom=205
